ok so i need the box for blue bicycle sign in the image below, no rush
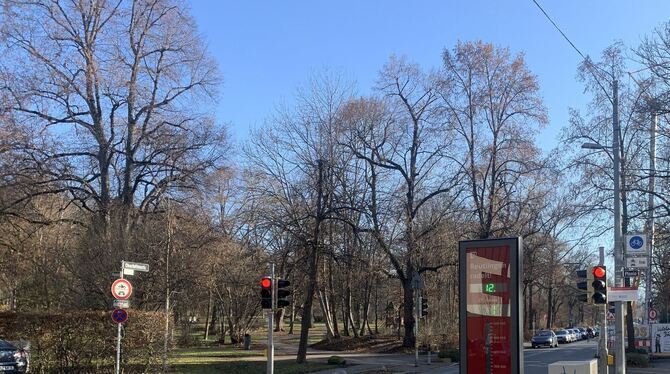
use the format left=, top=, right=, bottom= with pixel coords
left=629, top=236, right=644, bottom=250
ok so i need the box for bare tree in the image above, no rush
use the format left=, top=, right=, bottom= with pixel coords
left=341, top=56, right=462, bottom=347
left=0, top=0, right=226, bottom=306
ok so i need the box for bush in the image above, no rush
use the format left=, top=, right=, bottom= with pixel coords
left=626, top=352, right=650, bottom=367
left=438, top=347, right=460, bottom=362
left=0, top=310, right=166, bottom=373
left=327, top=355, right=346, bottom=365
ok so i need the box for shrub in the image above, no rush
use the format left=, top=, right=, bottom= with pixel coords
left=438, top=347, right=460, bottom=362
left=626, top=352, right=650, bottom=367
left=327, top=355, right=346, bottom=365
left=0, top=311, right=166, bottom=373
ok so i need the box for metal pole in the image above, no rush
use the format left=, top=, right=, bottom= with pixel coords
left=645, top=112, right=657, bottom=326
left=116, top=260, right=124, bottom=374
left=267, top=263, right=275, bottom=374
left=415, top=293, right=419, bottom=367
left=612, top=79, right=626, bottom=373
left=599, top=304, right=609, bottom=374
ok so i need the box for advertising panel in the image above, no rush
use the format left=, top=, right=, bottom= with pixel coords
left=459, top=238, right=523, bottom=374
left=652, top=324, right=670, bottom=353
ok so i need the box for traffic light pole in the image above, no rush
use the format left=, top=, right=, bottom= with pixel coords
left=415, top=292, right=420, bottom=367
left=267, top=263, right=275, bottom=374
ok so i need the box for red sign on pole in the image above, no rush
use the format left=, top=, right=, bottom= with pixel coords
left=111, top=308, right=128, bottom=324
left=460, top=238, right=522, bottom=374
left=111, top=279, right=133, bottom=300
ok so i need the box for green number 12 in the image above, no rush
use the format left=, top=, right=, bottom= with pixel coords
left=485, top=283, right=495, bottom=293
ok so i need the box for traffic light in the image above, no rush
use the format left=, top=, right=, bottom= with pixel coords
left=277, top=279, right=291, bottom=308
left=591, top=266, right=607, bottom=304
left=421, top=296, right=428, bottom=318
left=576, top=269, right=593, bottom=304
left=260, top=277, right=272, bottom=309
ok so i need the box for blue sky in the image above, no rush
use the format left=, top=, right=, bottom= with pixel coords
left=189, top=1, right=670, bottom=151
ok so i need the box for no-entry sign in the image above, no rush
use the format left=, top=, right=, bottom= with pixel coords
left=459, top=237, right=523, bottom=374
left=111, top=279, right=133, bottom=300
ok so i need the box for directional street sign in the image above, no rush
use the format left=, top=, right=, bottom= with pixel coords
left=624, top=269, right=640, bottom=278
left=123, top=261, right=149, bottom=272
left=111, top=279, right=133, bottom=300
left=608, top=286, right=639, bottom=302
left=113, top=299, right=130, bottom=309
left=111, top=309, right=128, bottom=324
left=626, top=256, right=648, bottom=269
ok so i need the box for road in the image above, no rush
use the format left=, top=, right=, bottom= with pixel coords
left=311, top=339, right=599, bottom=374
left=524, top=339, right=597, bottom=374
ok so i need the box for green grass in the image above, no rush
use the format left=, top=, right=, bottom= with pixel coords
left=171, top=346, right=264, bottom=364
left=171, top=360, right=339, bottom=374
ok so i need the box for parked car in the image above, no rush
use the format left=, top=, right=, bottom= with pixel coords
left=0, top=339, right=28, bottom=373
left=531, top=330, right=558, bottom=348
left=572, top=328, right=583, bottom=341
left=585, top=327, right=595, bottom=338
left=554, top=329, right=570, bottom=344
left=578, top=327, right=588, bottom=339
left=566, top=328, right=577, bottom=342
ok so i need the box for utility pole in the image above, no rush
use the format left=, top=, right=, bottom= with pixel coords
left=645, top=112, right=657, bottom=325
left=612, top=79, right=626, bottom=374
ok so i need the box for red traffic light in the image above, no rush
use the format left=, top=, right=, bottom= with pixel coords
left=260, top=278, right=272, bottom=288
left=592, top=266, right=606, bottom=278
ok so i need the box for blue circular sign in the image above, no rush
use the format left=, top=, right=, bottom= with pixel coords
left=111, top=309, right=128, bottom=324
left=629, top=236, right=644, bottom=250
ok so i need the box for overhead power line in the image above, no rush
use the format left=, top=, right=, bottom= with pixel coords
left=530, top=0, right=613, bottom=103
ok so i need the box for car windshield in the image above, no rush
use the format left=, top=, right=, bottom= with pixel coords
left=556, top=330, right=567, bottom=335
left=536, top=330, right=552, bottom=336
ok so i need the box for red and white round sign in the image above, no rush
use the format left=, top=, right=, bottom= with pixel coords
left=111, top=279, right=133, bottom=300
left=649, top=308, right=658, bottom=320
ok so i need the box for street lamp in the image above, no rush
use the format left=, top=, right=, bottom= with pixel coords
left=580, top=142, right=610, bottom=150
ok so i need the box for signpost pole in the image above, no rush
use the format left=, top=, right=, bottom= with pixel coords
left=116, top=260, right=124, bottom=374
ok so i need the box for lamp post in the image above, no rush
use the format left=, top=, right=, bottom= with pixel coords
left=581, top=80, right=626, bottom=372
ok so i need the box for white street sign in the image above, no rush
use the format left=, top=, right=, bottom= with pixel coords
left=123, top=261, right=149, bottom=272
left=626, top=234, right=647, bottom=254
left=113, top=299, right=130, bottom=309
left=626, top=256, right=648, bottom=269
left=608, top=286, right=639, bottom=302
left=123, top=268, right=135, bottom=276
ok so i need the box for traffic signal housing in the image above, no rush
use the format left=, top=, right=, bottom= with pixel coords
left=277, top=279, right=291, bottom=308
left=260, top=277, right=272, bottom=309
left=591, top=266, right=607, bottom=304
left=421, top=296, right=428, bottom=318
left=576, top=269, right=593, bottom=304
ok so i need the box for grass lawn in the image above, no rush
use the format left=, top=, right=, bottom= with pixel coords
left=171, top=360, right=340, bottom=374
left=171, top=346, right=264, bottom=363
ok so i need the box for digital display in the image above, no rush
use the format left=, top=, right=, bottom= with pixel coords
left=465, top=246, right=511, bottom=373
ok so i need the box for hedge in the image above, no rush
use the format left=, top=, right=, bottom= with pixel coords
left=0, top=311, right=166, bottom=373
